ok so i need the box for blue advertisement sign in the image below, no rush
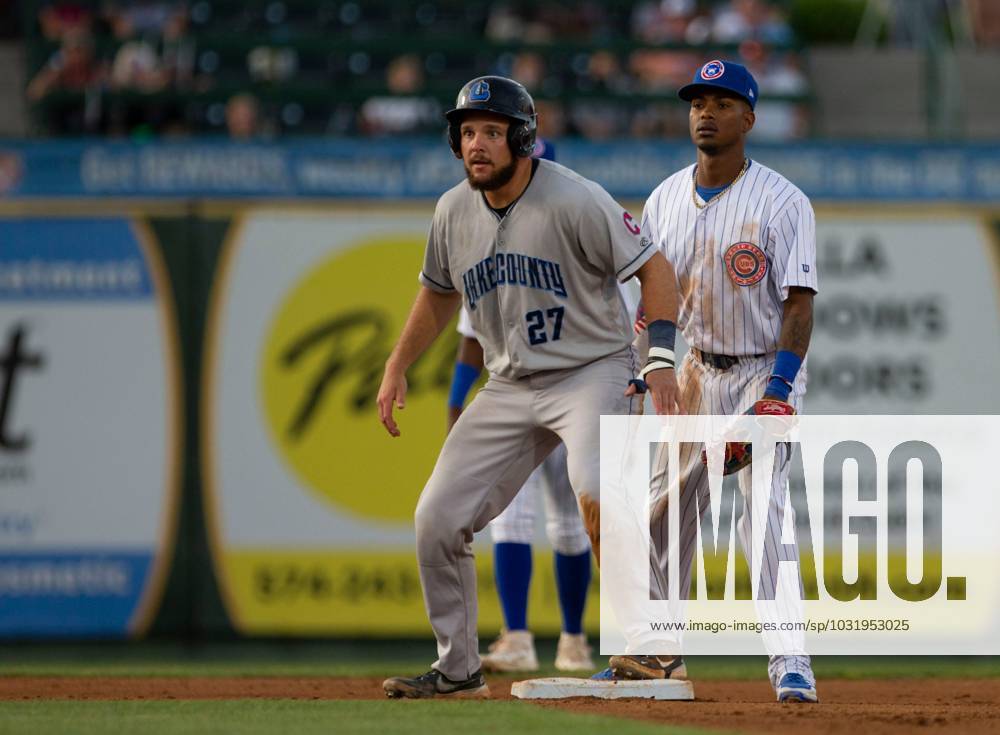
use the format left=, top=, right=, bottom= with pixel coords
left=0, top=140, right=998, bottom=202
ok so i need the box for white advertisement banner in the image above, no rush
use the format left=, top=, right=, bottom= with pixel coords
left=0, top=217, right=180, bottom=637
left=806, top=213, right=1000, bottom=413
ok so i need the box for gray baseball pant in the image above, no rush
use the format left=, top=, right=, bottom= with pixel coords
left=414, top=347, right=636, bottom=680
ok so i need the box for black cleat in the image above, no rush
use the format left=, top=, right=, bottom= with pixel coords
left=609, top=655, right=688, bottom=681
left=383, top=669, right=490, bottom=699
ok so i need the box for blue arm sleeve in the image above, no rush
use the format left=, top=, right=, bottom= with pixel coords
left=765, top=350, right=803, bottom=401
left=448, top=362, right=482, bottom=410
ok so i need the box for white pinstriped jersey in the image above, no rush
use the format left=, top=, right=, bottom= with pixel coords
left=457, top=306, right=476, bottom=339
left=641, top=160, right=818, bottom=356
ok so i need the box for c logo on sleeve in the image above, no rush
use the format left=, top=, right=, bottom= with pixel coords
left=622, top=211, right=640, bottom=235
left=723, top=242, right=768, bottom=286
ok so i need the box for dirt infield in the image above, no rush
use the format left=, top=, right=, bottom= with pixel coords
left=1, top=676, right=998, bottom=734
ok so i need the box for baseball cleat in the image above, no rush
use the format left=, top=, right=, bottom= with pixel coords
left=609, top=655, right=688, bottom=681
left=480, top=630, right=539, bottom=672
left=554, top=632, right=594, bottom=671
left=383, top=669, right=490, bottom=699
left=776, top=673, right=818, bottom=703
left=590, top=667, right=616, bottom=680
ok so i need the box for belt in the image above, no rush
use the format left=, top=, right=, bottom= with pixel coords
left=691, top=348, right=766, bottom=370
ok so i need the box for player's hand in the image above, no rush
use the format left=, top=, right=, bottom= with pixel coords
left=377, top=367, right=407, bottom=437
left=646, top=368, right=683, bottom=415
left=700, top=397, right=795, bottom=475
left=625, top=368, right=683, bottom=415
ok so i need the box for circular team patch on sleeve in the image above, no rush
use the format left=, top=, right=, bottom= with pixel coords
left=723, top=242, right=768, bottom=286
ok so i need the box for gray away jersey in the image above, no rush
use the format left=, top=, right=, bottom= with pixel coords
left=421, top=158, right=656, bottom=379
left=642, top=160, right=818, bottom=356
left=456, top=279, right=641, bottom=340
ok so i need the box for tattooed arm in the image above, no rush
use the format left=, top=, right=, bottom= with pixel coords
left=761, top=287, right=814, bottom=402
left=777, top=287, right=814, bottom=359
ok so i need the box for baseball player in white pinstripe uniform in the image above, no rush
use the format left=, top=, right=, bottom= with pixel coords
left=602, top=60, right=820, bottom=704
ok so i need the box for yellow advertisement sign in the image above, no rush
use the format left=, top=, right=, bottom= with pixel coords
left=221, top=550, right=599, bottom=635
left=258, top=236, right=458, bottom=523
left=203, top=208, right=582, bottom=635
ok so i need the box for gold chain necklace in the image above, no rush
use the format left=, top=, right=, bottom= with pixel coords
left=691, top=158, right=750, bottom=210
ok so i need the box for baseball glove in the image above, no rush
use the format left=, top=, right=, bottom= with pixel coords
left=701, top=398, right=795, bottom=476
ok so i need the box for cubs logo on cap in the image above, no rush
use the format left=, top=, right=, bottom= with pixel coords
left=678, top=59, right=759, bottom=110
left=470, top=80, right=491, bottom=102
left=723, top=242, right=767, bottom=286
left=700, top=60, right=725, bottom=80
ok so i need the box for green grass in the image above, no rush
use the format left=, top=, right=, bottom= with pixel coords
left=0, top=701, right=725, bottom=735
left=0, top=641, right=997, bottom=680
left=1, top=643, right=995, bottom=735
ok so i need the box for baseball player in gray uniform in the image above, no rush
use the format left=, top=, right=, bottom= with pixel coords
left=377, top=75, right=683, bottom=699
left=602, top=60, right=819, bottom=704
left=452, top=275, right=640, bottom=673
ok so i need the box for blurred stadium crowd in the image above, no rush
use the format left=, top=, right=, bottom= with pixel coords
left=11, top=0, right=1000, bottom=141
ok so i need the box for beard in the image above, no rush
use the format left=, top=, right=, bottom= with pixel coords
left=465, top=156, right=518, bottom=191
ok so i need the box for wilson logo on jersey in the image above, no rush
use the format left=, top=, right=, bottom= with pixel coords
left=723, top=242, right=768, bottom=286
left=462, top=252, right=567, bottom=310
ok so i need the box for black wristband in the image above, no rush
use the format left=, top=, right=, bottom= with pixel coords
left=647, top=319, right=677, bottom=350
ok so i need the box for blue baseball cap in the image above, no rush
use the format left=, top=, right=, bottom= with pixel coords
left=678, top=59, right=759, bottom=110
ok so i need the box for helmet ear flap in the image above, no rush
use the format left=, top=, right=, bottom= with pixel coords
left=507, top=124, right=527, bottom=158
left=507, top=115, right=538, bottom=158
